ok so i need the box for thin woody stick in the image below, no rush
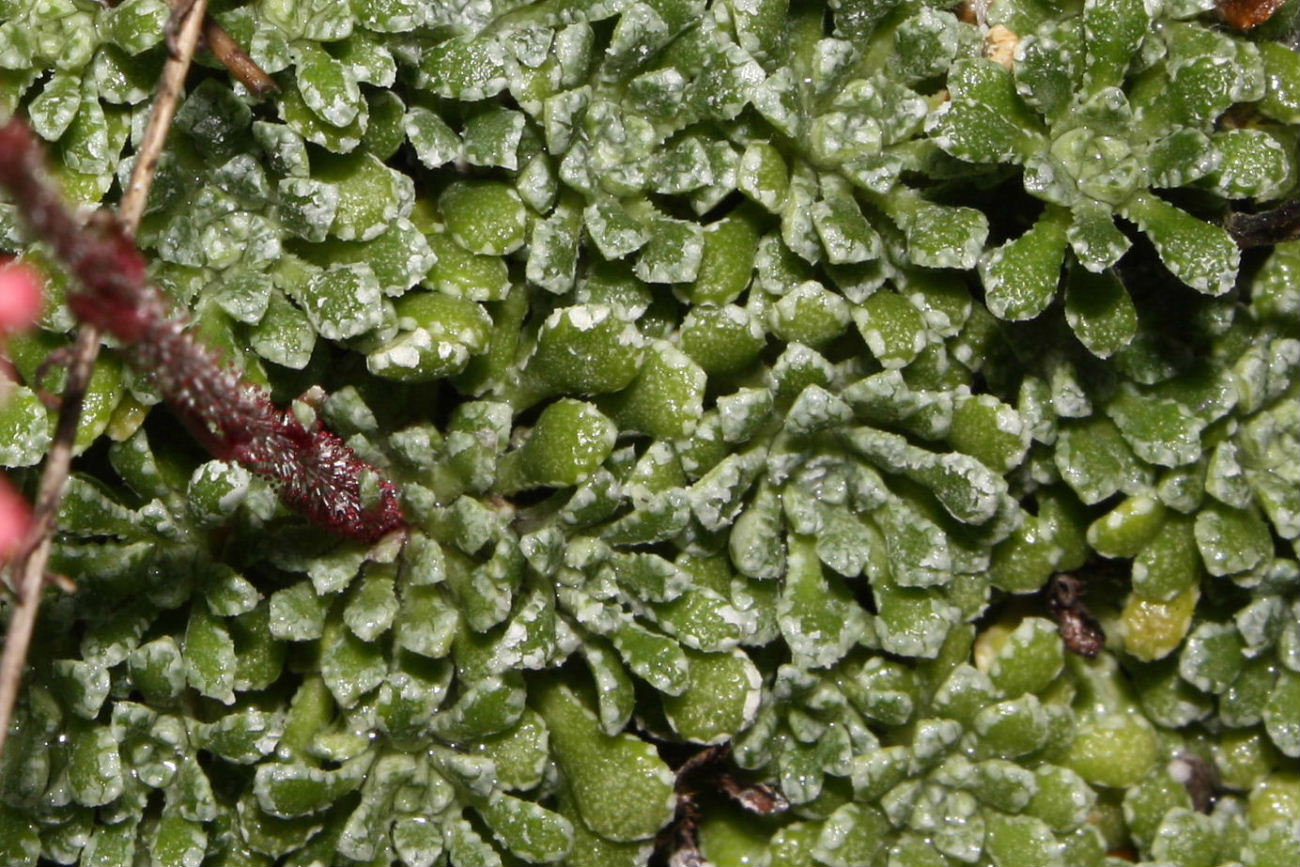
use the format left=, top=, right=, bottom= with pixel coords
left=121, top=0, right=211, bottom=231
left=0, top=0, right=212, bottom=759
left=159, top=0, right=278, bottom=98
left=200, top=14, right=280, bottom=97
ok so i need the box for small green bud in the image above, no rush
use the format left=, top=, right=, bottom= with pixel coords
left=496, top=400, right=617, bottom=494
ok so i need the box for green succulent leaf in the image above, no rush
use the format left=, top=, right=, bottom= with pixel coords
left=1064, top=262, right=1137, bottom=357
left=927, top=58, right=1044, bottom=165
left=533, top=681, right=676, bottom=843
left=1066, top=200, right=1131, bottom=273
left=980, top=207, right=1069, bottom=321
left=1202, top=128, right=1295, bottom=201
left=1259, top=41, right=1300, bottom=123
left=1081, top=0, right=1150, bottom=93
left=778, top=536, right=869, bottom=669
left=1123, top=191, right=1239, bottom=295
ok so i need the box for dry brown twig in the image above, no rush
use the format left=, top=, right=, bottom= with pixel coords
left=201, top=15, right=280, bottom=97
left=0, top=0, right=213, bottom=758
left=164, top=0, right=279, bottom=97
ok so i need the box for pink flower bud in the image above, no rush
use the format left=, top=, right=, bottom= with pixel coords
left=0, top=477, right=32, bottom=569
left=0, top=258, right=42, bottom=335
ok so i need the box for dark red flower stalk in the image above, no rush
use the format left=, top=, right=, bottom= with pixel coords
left=0, top=119, right=404, bottom=543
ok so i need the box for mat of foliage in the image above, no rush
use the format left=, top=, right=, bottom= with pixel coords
left=0, top=0, right=1298, bottom=864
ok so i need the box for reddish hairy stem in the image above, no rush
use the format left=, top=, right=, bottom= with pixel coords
left=0, top=119, right=405, bottom=543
